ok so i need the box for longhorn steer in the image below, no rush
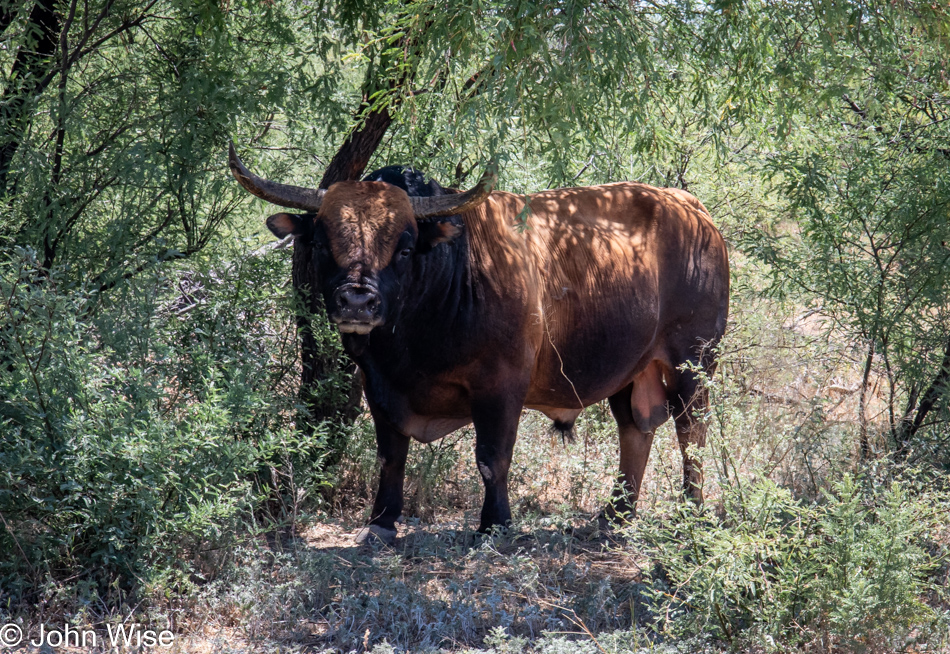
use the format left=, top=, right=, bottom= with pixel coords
left=229, top=145, right=729, bottom=544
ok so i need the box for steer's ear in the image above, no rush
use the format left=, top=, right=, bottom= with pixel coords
left=266, top=212, right=312, bottom=239
left=417, top=221, right=463, bottom=253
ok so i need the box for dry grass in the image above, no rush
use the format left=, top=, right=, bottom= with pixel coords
left=162, top=295, right=892, bottom=653
left=169, top=514, right=651, bottom=653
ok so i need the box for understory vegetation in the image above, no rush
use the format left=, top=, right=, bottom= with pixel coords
left=1, top=0, right=949, bottom=652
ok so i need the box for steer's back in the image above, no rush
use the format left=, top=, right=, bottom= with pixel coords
left=491, top=182, right=729, bottom=412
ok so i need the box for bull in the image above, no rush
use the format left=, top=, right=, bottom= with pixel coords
left=229, top=144, right=729, bottom=544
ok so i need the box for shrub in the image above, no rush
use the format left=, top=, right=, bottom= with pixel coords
left=0, top=248, right=327, bottom=606
left=638, top=472, right=950, bottom=652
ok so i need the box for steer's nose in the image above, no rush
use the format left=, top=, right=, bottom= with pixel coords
left=334, top=285, right=380, bottom=322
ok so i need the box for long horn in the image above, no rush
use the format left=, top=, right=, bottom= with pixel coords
left=228, top=142, right=326, bottom=211
left=409, top=163, right=498, bottom=219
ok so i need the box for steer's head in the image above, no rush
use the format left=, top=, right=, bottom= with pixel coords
left=228, top=144, right=496, bottom=336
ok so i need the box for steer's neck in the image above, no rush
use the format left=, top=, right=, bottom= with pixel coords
left=403, top=224, right=480, bottom=334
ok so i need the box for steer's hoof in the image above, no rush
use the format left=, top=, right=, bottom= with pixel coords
left=598, top=504, right=636, bottom=533
left=354, top=524, right=397, bottom=547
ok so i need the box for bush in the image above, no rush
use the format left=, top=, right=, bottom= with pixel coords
left=638, top=472, right=950, bottom=652
left=0, top=247, right=327, bottom=606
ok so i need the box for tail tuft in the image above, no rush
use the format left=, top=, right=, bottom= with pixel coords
left=551, top=419, right=576, bottom=444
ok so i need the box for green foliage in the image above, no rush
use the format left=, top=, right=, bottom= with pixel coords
left=1, top=0, right=312, bottom=282
left=0, top=247, right=321, bottom=602
left=765, top=121, right=950, bottom=456
left=640, top=473, right=949, bottom=651
left=738, top=0, right=950, bottom=457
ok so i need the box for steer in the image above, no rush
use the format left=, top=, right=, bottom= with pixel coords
left=229, top=144, right=729, bottom=544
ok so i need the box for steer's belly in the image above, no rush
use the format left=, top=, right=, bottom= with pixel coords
left=527, top=311, right=659, bottom=408
left=526, top=405, right=583, bottom=425
left=401, top=414, right=472, bottom=443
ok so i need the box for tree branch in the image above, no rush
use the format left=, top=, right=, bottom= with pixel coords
left=895, top=334, right=950, bottom=459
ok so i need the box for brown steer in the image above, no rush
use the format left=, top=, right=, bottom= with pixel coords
left=230, top=145, right=729, bottom=544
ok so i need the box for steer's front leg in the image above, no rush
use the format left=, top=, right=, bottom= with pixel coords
left=357, top=419, right=410, bottom=545
left=471, top=394, right=522, bottom=533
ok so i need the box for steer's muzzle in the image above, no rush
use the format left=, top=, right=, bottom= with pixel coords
left=331, top=284, right=383, bottom=335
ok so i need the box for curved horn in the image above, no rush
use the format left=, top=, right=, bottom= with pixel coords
left=228, top=142, right=325, bottom=211
left=409, top=163, right=498, bottom=220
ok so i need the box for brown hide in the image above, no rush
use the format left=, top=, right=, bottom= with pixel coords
left=460, top=183, right=729, bottom=420
left=386, top=180, right=728, bottom=527
left=319, top=181, right=417, bottom=277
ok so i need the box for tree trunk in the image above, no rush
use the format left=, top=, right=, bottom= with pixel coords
left=857, top=338, right=875, bottom=460
left=0, top=0, right=61, bottom=197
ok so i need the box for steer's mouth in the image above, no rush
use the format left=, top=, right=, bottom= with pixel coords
left=334, top=319, right=382, bottom=335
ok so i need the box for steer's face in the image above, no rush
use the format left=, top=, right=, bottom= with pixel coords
left=313, top=182, right=415, bottom=335
left=266, top=181, right=461, bottom=336
left=228, top=143, right=494, bottom=338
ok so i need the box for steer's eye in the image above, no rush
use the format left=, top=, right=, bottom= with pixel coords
left=399, top=247, right=413, bottom=258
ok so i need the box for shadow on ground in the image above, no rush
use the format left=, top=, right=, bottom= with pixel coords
left=189, top=514, right=655, bottom=653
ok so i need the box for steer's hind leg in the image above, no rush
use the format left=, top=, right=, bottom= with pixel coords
left=669, top=365, right=711, bottom=503
left=605, top=361, right=671, bottom=522
left=606, top=384, right=654, bottom=521
left=471, top=393, right=522, bottom=533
